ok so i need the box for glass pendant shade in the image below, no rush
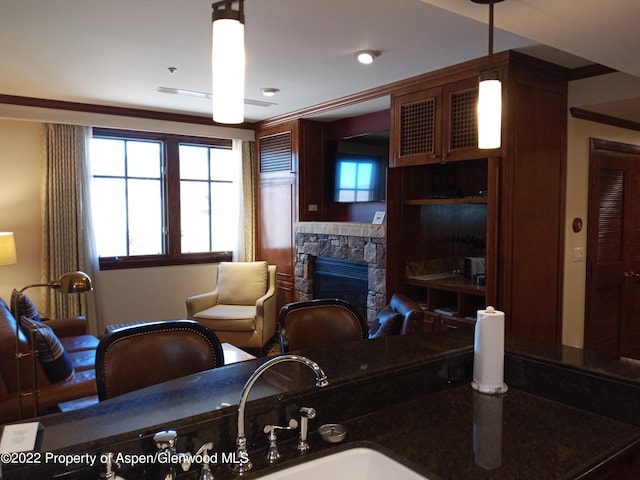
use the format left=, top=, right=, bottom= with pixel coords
left=478, top=78, right=502, bottom=149
left=212, top=18, right=245, bottom=124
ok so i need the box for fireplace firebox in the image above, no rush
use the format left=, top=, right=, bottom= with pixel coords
left=313, top=256, right=368, bottom=321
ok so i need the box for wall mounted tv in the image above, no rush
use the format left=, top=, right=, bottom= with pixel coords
left=325, top=131, right=389, bottom=203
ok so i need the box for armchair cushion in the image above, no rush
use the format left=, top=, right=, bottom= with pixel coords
left=190, top=305, right=257, bottom=331
left=217, top=261, right=268, bottom=305
left=21, top=316, right=74, bottom=383
left=11, top=289, right=41, bottom=322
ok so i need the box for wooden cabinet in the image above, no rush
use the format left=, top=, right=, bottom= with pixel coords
left=255, top=125, right=298, bottom=312
left=392, top=86, right=442, bottom=166
left=601, top=448, right=640, bottom=480
left=392, top=77, right=491, bottom=167
left=387, top=52, right=567, bottom=343
left=253, top=118, right=343, bottom=311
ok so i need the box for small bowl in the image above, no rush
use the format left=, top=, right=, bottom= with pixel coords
left=318, top=423, right=347, bottom=443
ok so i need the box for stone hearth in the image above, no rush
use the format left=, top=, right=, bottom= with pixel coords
left=294, top=222, right=386, bottom=323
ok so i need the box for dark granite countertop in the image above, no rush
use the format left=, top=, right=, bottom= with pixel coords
left=310, top=387, right=640, bottom=480
left=3, top=329, right=640, bottom=479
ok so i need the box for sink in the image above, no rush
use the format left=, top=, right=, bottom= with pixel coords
left=256, top=447, right=430, bottom=479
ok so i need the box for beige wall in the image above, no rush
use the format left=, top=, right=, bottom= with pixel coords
left=562, top=116, right=640, bottom=348
left=0, top=119, right=42, bottom=306
left=562, top=72, right=640, bottom=347
left=95, top=264, right=218, bottom=328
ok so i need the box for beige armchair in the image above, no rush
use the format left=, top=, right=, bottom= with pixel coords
left=186, top=261, right=277, bottom=350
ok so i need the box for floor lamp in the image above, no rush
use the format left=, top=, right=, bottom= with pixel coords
left=14, top=270, right=93, bottom=419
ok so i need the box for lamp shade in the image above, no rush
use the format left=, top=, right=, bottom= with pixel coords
left=55, top=271, right=93, bottom=294
left=0, top=232, right=17, bottom=266
left=477, top=78, right=502, bottom=149
left=212, top=16, right=245, bottom=124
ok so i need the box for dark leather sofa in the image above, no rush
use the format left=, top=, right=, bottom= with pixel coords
left=0, top=298, right=98, bottom=423
left=368, top=293, right=424, bottom=337
left=390, top=293, right=424, bottom=335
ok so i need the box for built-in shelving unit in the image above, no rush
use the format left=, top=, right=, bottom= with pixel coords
left=391, top=158, right=494, bottom=331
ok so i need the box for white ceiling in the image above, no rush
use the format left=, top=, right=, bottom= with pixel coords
left=1, top=0, right=639, bottom=124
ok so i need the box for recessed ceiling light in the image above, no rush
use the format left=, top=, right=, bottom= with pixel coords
left=356, top=50, right=379, bottom=65
left=261, top=87, right=280, bottom=97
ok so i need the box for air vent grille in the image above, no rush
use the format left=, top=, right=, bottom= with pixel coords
left=400, top=98, right=435, bottom=157
left=260, top=132, right=292, bottom=173
left=450, top=89, right=478, bottom=150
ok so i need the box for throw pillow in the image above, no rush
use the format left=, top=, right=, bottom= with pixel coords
left=11, top=289, right=41, bottom=322
left=369, top=306, right=403, bottom=338
left=21, top=316, right=74, bottom=383
left=217, top=261, right=268, bottom=305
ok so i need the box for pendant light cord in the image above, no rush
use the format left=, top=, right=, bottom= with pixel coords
left=488, top=0, right=495, bottom=72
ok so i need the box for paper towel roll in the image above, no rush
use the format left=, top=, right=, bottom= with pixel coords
left=471, top=306, right=508, bottom=394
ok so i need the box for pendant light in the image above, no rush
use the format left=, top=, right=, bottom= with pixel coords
left=473, top=0, right=503, bottom=149
left=211, top=0, right=245, bottom=124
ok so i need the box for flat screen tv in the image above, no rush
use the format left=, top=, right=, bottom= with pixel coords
left=325, top=132, right=389, bottom=203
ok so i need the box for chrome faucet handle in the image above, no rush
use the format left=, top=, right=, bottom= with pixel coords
left=297, top=407, right=316, bottom=454
left=100, top=452, right=120, bottom=480
left=263, top=418, right=299, bottom=463
left=181, top=441, right=214, bottom=473
left=154, top=430, right=178, bottom=453
left=195, top=442, right=215, bottom=480
left=153, top=430, right=178, bottom=480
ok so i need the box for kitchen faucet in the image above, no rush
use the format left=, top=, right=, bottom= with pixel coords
left=234, top=354, right=329, bottom=475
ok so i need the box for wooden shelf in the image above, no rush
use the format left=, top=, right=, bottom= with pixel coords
left=403, top=197, right=488, bottom=206
left=406, top=274, right=485, bottom=297
left=406, top=274, right=486, bottom=326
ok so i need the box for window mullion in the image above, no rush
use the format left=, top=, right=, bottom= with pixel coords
left=165, top=138, right=182, bottom=258
left=208, top=148, right=214, bottom=252
left=124, top=140, right=132, bottom=257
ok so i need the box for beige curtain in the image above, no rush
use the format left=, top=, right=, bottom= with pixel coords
left=240, top=140, right=256, bottom=262
left=42, top=124, right=99, bottom=333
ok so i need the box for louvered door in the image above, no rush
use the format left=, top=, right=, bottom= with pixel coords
left=586, top=138, right=640, bottom=359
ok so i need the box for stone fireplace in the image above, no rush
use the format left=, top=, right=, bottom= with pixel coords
left=294, top=222, right=386, bottom=323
